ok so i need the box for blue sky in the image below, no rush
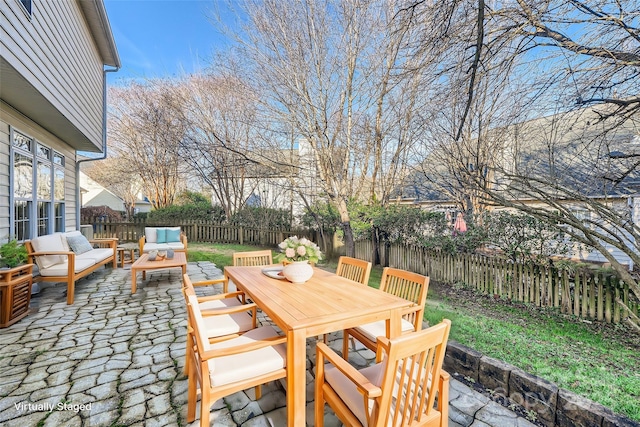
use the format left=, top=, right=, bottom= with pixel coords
left=104, top=0, right=233, bottom=84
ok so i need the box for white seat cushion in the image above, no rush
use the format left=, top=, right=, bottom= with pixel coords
left=39, top=258, right=96, bottom=276
left=199, top=297, right=243, bottom=310
left=208, top=326, right=287, bottom=387
left=75, top=248, right=113, bottom=264
left=201, top=310, right=254, bottom=337
left=354, top=319, right=416, bottom=343
left=30, top=233, right=66, bottom=269
left=325, top=362, right=386, bottom=426
left=143, top=242, right=185, bottom=252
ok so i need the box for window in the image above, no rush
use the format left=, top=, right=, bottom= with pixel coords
left=18, top=0, right=31, bottom=15
left=10, top=129, right=65, bottom=240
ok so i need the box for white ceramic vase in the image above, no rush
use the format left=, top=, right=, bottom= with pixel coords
left=282, top=260, right=313, bottom=284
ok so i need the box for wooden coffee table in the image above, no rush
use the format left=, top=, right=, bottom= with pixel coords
left=131, top=252, right=187, bottom=294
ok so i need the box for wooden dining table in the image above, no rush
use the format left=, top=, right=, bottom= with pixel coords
left=224, top=265, right=414, bottom=427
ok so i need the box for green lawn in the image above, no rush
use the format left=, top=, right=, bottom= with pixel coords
left=187, top=244, right=640, bottom=421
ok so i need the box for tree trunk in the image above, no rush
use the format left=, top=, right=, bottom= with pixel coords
left=342, top=221, right=355, bottom=258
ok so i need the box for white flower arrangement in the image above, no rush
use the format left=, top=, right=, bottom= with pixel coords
left=277, top=236, right=322, bottom=263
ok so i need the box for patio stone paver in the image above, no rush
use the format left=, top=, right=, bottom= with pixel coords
left=0, top=261, right=536, bottom=426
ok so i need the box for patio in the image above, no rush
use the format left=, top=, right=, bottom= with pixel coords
left=0, top=262, right=535, bottom=427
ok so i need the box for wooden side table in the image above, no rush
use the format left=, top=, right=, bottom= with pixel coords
left=117, top=243, right=139, bottom=268
left=0, top=264, right=33, bottom=328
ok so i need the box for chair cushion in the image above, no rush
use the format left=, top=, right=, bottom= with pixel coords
left=199, top=297, right=243, bottom=310
left=166, top=227, right=181, bottom=243
left=156, top=228, right=167, bottom=243
left=66, top=234, right=94, bottom=255
left=76, top=248, right=113, bottom=264
left=39, top=258, right=96, bottom=276
left=208, top=326, right=287, bottom=387
left=144, top=227, right=157, bottom=243
left=30, top=233, right=66, bottom=269
left=201, top=310, right=254, bottom=337
left=354, top=319, right=416, bottom=343
left=325, top=362, right=386, bottom=426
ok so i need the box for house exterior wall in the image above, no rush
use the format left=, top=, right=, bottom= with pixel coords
left=0, top=0, right=118, bottom=240
left=1, top=0, right=105, bottom=148
left=0, top=102, right=78, bottom=239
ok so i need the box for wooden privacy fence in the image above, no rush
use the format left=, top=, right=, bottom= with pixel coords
left=82, top=218, right=330, bottom=253
left=355, top=240, right=639, bottom=325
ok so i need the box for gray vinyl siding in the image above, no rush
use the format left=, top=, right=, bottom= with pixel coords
left=0, top=118, right=10, bottom=240
left=0, top=103, right=78, bottom=238
left=1, top=0, right=104, bottom=147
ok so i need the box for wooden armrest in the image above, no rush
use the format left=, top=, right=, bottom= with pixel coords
left=400, top=304, right=421, bottom=317
left=28, top=250, right=73, bottom=257
left=317, top=343, right=382, bottom=398
left=90, top=239, right=118, bottom=248
left=440, top=370, right=450, bottom=381
left=192, top=278, right=227, bottom=286
left=201, top=303, right=257, bottom=316
left=200, top=335, right=287, bottom=360
left=197, top=291, right=245, bottom=302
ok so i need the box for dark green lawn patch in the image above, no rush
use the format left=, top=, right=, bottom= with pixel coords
left=425, top=281, right=640, bottom=421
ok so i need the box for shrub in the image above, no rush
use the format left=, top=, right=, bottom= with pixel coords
left=0, top=240, right=28, bottom=268
left=147, top=203, right=226, bottom=223
left=81, top=206, right=123, bottom=221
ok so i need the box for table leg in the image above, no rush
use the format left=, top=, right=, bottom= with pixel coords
left=286, top=329, right=307, bottom=426
left=131, top=268, right=137, bottom=294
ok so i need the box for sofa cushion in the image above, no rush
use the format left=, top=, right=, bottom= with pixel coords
left=39, top=258, right=96, bottom=276
left=30, top=233, right=66, bottom=269
left=66, top=234, right=94, bottom=255
left=145, top=227, right=157, bottom=243
left=166, top=228, right=181, bottom=243
left=143, top=242, right=185, bottom=252
left=156, top=228, right=167, bottom=243
left=76, top=248, right=113, bottom=264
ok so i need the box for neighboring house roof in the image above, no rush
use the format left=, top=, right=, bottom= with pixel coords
left=80, top=172, right=124, bottom=210
left=404, top=107, right=640, bottom=203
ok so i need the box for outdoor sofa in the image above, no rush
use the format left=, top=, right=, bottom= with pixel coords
left=138, top=226, right=188, bottom=254
left=26, top=231, right=118, bottom=305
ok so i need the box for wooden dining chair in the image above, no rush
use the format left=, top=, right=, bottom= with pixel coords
left=182, top=274, right=258, bottom=375
left=191, top=250, right=274, bottom=293
left=316, top=319, right=451, bottom=427
left=233, top=249, right=273, bottom=266
left=343, top=267, right=429, bottom=361
left=185, top=293, right=287, bottom=427
left=321, top=256, right=373, bottom=343
left=336, top=256, right=372, bottom=285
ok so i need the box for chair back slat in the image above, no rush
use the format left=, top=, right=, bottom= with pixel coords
left=378, top=320, right=451, bottom=427
left=380, top=267, right=429, bottom=330
left=233, top=250, right=273, bottom=266
left=336, top=256, right=372, bottom=285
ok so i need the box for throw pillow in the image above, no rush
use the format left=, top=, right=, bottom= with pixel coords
left=156, top=228, right=167, bottom=243
left=144, top=227, right=157, bottom=243
left=166, top=228, right=181, bottom=243
left=66, top=235, right=94, bottom=255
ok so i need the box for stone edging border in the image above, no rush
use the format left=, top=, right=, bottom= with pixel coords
left=444, top=341, right=640, bottom=427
